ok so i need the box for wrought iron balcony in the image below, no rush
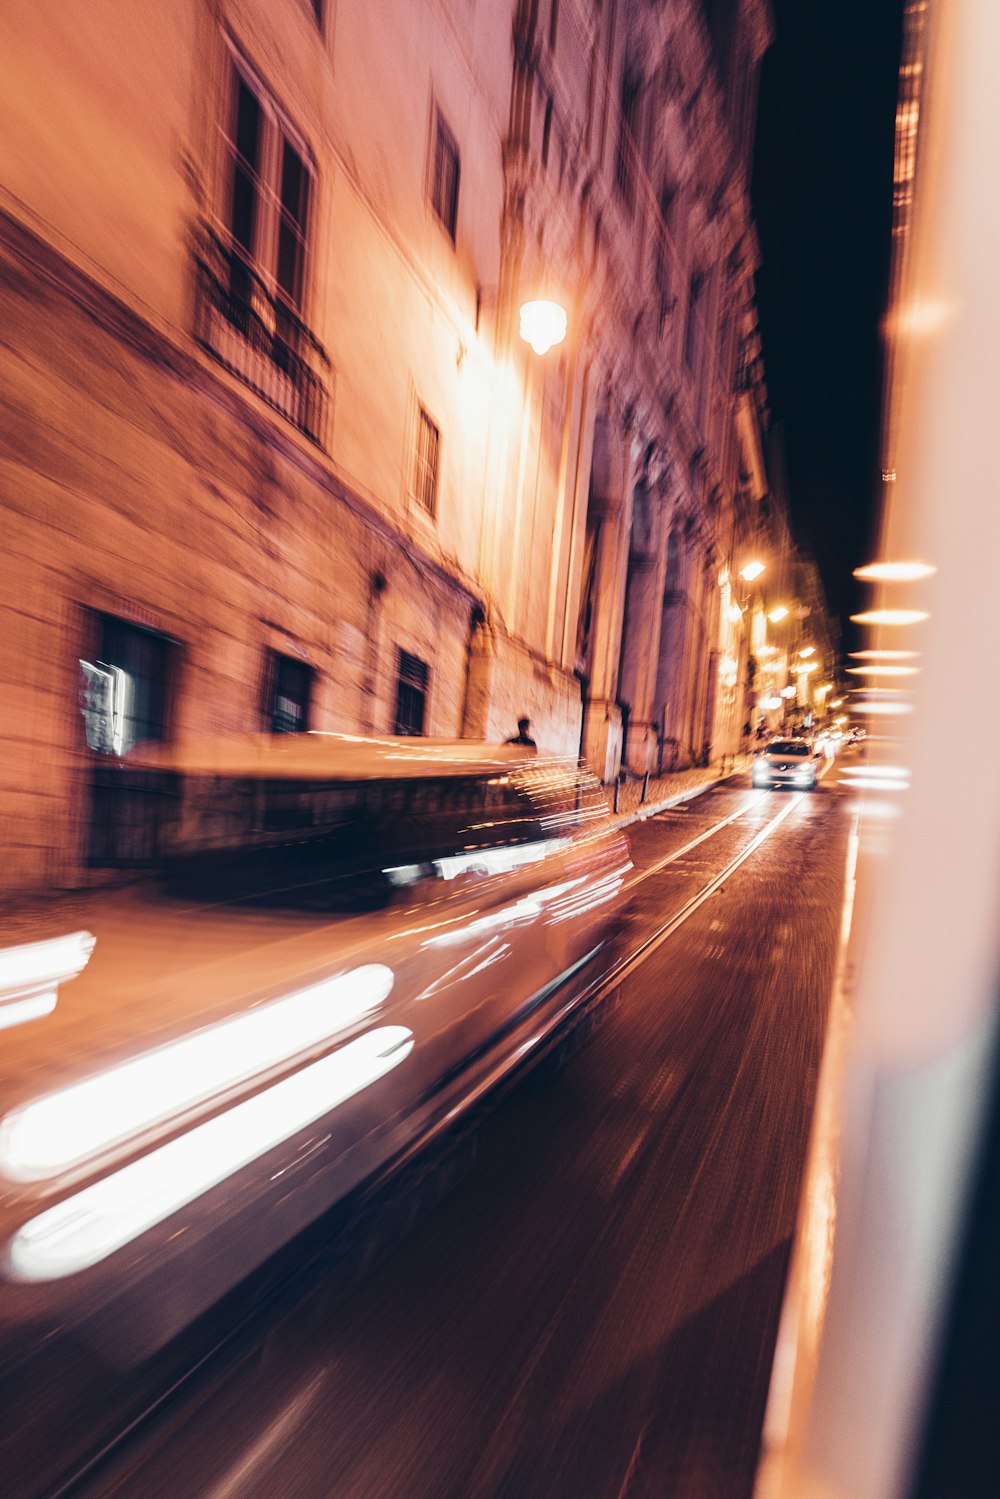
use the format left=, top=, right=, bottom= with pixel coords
left=193, top=227, right=331, bottom=447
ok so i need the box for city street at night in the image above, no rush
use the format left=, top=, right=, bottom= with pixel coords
left=60, top=761, right=853, bottom=1499
left=11, top=2, right=1000, bottom=1495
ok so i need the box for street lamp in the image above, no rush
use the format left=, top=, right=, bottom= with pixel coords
left=518, top=299, right=568, bottom=356
left=740, top=560, right=766, bottom=581
left=798, top=645, right=815, bottom=658
left=768, top=605, right=789, bottom=623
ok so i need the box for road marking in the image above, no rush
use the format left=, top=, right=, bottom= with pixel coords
left=203, top=1371, right=326, bottom=1499
left=625, top=790, right=767, bottom=893
left=610, top=792, right=805, bottom=990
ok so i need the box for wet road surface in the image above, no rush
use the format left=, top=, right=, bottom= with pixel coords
left=72, top=763, right=853, bottom=1499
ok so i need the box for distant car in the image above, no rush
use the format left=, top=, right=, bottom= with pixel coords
left=752, top=737, right=819, bottom=790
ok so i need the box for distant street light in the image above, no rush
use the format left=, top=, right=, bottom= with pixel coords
left=740, top=560, right=766, bottom=581
left=768, top=605, right=789, bottom=623
left=798, top=645, right=815, bottom=658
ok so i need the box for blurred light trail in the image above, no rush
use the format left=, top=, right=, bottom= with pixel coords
left=0, top=932, right=95, bottom=1032
left=849, top=649, right=918, bottom=660
left=0, top=964, right=395, bottom=1183
left=840, top=765, right=910, bottom=780
left=840, top=777, right=909, bottom=792
left=845, top=665, right=919, bottom=677
left=853, top=700, right=913, bottom=716
left=850, top=609, right=929, bottom=626
left=853, top=560, right=936, bottom=582
left=7, top=1026, right=414, bottom=1281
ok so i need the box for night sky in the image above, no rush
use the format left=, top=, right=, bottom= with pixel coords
left=751, top=0, right=905, bottom=652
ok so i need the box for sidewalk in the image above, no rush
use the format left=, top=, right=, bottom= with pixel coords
left=605, top=754, right=753, bottom=827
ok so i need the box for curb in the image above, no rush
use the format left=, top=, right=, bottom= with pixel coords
left=615, top=763, right=750, bottom=830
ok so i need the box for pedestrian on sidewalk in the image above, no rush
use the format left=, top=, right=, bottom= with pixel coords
left=505, top=716, right=537, bottom=749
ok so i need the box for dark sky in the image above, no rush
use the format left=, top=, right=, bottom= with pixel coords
left=750, top=0, right=904, bottom=651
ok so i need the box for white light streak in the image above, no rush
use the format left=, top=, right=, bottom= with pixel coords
left=850, top=609, right=929, bottom=626
left=846, top=665, right=919, bottom=677
left=841, top=777, right=909, bottom=792
left=8, top=1026, right=413, bottom=1281
left=853, top=560, right=936, bottom=582
left=0, top=964, right=394, bottom=1183
left=0, top=931, right=95, bottom=1031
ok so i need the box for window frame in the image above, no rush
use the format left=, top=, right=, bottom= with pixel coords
left=264, top=648, right=314, bottom=734
left=429, top=107, right=461, bottom=243
left=393, top=649, right=430, bottom=737
left=615, top=69, right=641, bottom=205
left=80, top=612, right=174, bottom=759
left=221, top=48, right=316, bottom=315
left=412, top=404, right=441, bottom=518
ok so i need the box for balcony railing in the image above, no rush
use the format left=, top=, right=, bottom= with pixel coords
left=193, top=227, right=331, bottom=448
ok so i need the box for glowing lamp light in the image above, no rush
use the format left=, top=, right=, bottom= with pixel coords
left=780, top=686, right=796, bottom=699
left=763, top=696, right=783, bottom=710
left=768, top=606, right=789, bottom=623
left=830, top=698, right=844, bottom=708
left=519, top=300, right=568, bottom=356
left=854, top=560, right=936, bottom=583
left=851, top=609, right=929, bottom=626
left=798, top=646, right=815, bottom=658
left=740, top=561, right=766, bottom=581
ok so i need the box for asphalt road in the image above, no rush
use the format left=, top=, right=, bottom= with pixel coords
left=70, top=760, right=852, bottom=1499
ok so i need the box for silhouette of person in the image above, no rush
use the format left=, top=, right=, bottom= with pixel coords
left=506, top=715, right=537, bottom=749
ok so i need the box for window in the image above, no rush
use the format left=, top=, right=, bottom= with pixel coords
left=413, top=406, right=440, bottom=516
left=615, top=71, right=640, bottom=203
left=80, top=615, right=174, bottom=867
left=267, top=650, right=313, bottom=732
left=430, top=111, right=460, bottom=242
left=541, top=97, right=554, bottom=169
left=685, top=273, right=705, bottom=371
left=80, top=615, right=171, bottom=758
left=196, top=56, right=329, bottom=445
left=394, top=650, right=429, bottom=736
left=223, top=61, right=313, bottom=311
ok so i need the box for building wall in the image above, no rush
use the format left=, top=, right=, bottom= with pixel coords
left=0, top=0, right=796, bottom=899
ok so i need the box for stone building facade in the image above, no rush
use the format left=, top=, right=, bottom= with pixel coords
left=0, top=0, right=783, bottom=899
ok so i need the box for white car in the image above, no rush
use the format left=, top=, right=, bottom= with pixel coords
left=752, top=737, right=819, bottom=790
